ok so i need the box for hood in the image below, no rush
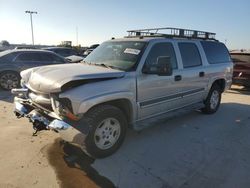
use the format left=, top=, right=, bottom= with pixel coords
left=21, top=63, right=125, bottom=93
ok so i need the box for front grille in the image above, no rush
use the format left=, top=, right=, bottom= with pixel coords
left=28, top=90, right=53, bottom=111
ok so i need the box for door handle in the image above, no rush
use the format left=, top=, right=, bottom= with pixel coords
left=199, top=72, right=205, bottom=77
left=175, top=75, right=182, bottom=81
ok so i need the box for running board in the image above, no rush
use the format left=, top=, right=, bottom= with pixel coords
left=133, top=102, right=204, bottom=131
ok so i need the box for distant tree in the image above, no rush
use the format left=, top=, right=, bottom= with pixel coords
left=0, top=40, right=10, bottom=46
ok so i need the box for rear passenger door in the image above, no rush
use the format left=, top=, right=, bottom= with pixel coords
left=176, top=42, right=208, bottom=106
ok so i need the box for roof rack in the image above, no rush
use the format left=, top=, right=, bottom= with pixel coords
left=126, top=27, right=216, bottom=40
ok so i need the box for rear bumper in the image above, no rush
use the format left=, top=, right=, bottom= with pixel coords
left=13, top=96, right=86, bottom=146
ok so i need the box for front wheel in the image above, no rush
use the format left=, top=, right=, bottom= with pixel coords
left=0, top=71, right=20, bottom=90
left=202, top=84, right=222, bottom=114
left=84, top=105, right=127, bottom=158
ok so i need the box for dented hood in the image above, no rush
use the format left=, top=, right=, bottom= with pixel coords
left=21, top=63, right=125, bottom=93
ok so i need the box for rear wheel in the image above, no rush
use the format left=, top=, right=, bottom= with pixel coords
left=84, top=105, right=127, bottom=158
left=0, top=71, right=20, bottom=90
left=202, top=84, right=221, bottom=114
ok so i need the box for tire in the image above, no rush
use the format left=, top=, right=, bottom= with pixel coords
left=0, top=71, right=20, bottom=90
left=84, top=105, right=127, bottom=158
left=201, top=84, right=222, bottom=114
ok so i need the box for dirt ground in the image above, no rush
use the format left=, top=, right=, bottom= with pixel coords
left=0, top=86, right=250, bottom=188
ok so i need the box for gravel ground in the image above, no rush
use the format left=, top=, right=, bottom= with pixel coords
left=0, top=86, right=249, bottom=188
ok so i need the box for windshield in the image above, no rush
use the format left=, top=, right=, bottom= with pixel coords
left=84, top=41, right=146, bottom=71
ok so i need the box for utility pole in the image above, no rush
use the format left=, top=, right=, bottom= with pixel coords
left=25, top=10, right=37, bottom=45
left=76, top=26, right=78, bottom=46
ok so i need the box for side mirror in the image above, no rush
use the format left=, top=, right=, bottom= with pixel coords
left=142, top=56, right=173, bottom=76
left=156, top=56, right=173, bottom=76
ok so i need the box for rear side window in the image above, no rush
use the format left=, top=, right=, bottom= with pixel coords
left=15, top=52, right=42, bottom=62
left=201, top=41, right=231, bottom=64
left=40, top=52, right=64, bottom=63
left=145, top=42, right=177, bottom=69
left=50, top=54, right=65, bottom=63
left=0, top=52, right=18, bottom=63
left=55, top=49, right=76, bottom=57
left=179, top=43, right=202, bottom=68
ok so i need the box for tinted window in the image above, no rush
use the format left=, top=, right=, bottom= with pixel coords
left=179, top=43, right=202, bottom=68
left=16, top=52, right=42, bottom=62
left=39, top=53, right=54, bottom=61
left=55, top=49, right=77, bottom=57
left=201, top=41, right=231, bottom=64
left=145, top=43, right=177, bottom=69
left=40, top=52, right=64, bottom=63
left=51, top=54, right=65, bottom=63
left=0, top=52, right=18, bottom=63
left=231, top=54, right=250, bottom=64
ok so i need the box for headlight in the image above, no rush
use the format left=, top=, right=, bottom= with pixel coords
left=20, top=79, right=27, bottom=88
left=51, top=96, right=79, bottom=121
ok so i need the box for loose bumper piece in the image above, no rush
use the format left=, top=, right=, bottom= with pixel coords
left=13, top=97, right=86, bottom=147
left=48, top=119, right=70, bottom=130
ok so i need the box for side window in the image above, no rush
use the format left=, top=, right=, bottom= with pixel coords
left=201, top=41, right=231, bottom=64
left=57, top=49, right=70, bottom=57
left=15, top=52, right=42, bottom=62
left=0, top=52, right=17, bottom=63
left=50, top=54, right=65, bottom=63
left=39, top=53, right=54, bottom=62
left=145, top=43, right=177, bottom=69
left=70, top=50, right=77, bottom=56
left=179, top=43, right=202, bottom=68
left=40, top=53, right=65, bottom=63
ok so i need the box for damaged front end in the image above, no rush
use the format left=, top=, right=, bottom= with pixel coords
left=12, top=88, right=77, bottom=138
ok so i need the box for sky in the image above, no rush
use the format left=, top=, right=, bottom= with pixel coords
left=0, top=0, right=249, bottom=49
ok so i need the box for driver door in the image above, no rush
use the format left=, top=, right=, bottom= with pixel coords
left=137, top=42, right=182, bottom=120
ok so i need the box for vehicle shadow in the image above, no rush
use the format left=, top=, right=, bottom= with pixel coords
left=45, top=138, right=115, bottom=188
left=45, top=102, right=250, bottom=188
left=0, top=89, right=13, bottom=103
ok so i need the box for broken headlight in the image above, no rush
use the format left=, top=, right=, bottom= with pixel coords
left=51, top=96, right=79, bottom=121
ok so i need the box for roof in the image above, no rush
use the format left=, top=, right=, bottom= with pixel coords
left=126, top=27, right=217, bottom=41
left=109, top=36, right=220, bottom=43
left=108, top=27, right=218, bottom=43
left=0, top=49, right=58, bottom=56
left=43, top=47, right=73, bottom=50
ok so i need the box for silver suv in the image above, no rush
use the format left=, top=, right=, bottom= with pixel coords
left=12, top=28, right=233, bottom=158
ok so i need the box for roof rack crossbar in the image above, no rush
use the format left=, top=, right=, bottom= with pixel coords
left=126, top=27, right=216, bottom=40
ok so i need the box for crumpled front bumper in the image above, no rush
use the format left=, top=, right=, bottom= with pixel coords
left=13, top=94, right=86, bottom=146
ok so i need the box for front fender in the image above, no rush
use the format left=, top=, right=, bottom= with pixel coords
left=78, top=91, right=136, bottom=114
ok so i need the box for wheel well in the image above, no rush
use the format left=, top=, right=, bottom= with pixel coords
left=212, top=79, right=226, bottom=92
left=89, top=99, right=133, bottom=124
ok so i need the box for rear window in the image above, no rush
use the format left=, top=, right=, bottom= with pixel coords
left=201, top=41, right=231, bottom=64
left=0, top=51, right=17, bottom=63
left=230, top=54, right=250, bottom=64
